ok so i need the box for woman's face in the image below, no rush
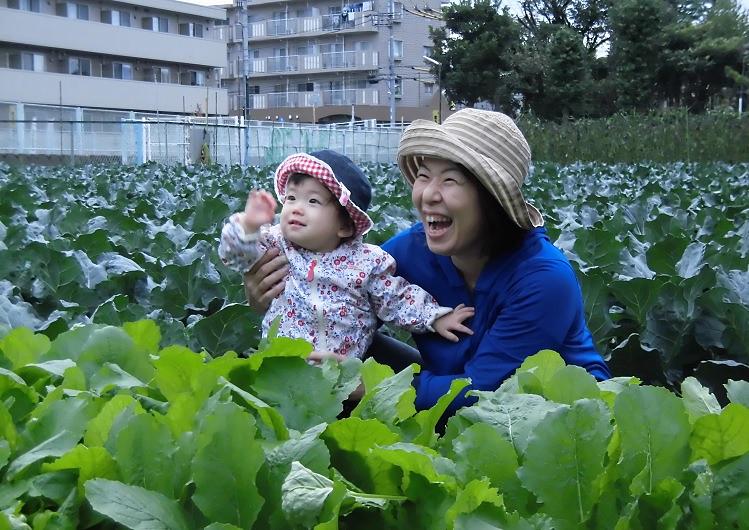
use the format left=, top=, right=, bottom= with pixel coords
left=411, top=157, right=484, bottom=261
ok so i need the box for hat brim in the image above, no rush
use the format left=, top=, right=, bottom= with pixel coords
left=275, top=153, right=373, bottom=237
left=397, top=119, right=543, bottom=230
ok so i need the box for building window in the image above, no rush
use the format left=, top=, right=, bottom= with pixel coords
left=150, top=66, right=170, bottom=83
left=423, top=46, right=433, bottom=58
left=179, top=23, right=204, bottom=37
left=102, top=9, right=130, bottom=27
left=424, top=82, right=434, bottom=95
left=9, top=52, right=44, bottom=72
left=394, top=76, right=402, bottom=98
left=248, top=85, right=260, bottom=94
left=180, top=70, right=206, bottom=86
left=103, top=62, right=133, bottom=80
left=68, top=57, right=91, bottom=76
left=8, top=0, right=41, bottom=12
left=297, top=82, right=314, bottom=92
left=391, top=39, right=403, bottom=59
left=56, top=2, right=88, bottom=20
left=296, top=7, right=313, bottom=17
left=143, top=16, right=168, bottom=32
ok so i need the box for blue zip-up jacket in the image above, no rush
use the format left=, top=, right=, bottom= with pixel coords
left=382, top=223, right=611, bottom=415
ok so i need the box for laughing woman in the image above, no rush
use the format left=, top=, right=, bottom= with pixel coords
left=244, top=109, right=610, bottom=415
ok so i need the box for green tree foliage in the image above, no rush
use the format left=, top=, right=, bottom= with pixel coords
left=432, top=0, right=748, bottom=118
left=518, top=0, right=611, bottom=53
left=609, top=0, right=672, bottom=110
left=430, top=0, right=521, bottom=109
left=657, top=0, right=749, bottom=109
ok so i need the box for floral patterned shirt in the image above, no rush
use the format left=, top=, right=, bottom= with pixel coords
left=218, top=215, right=451, bottom=358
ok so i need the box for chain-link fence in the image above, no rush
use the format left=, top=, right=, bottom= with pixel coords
left=0, top=102, right=406, bottom=166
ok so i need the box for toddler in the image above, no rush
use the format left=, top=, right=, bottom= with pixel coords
left=218, top=149, right=473, bottom=358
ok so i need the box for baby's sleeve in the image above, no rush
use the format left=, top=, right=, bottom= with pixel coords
left=218, top=214, right=266, bottom=273
left=367, top=248, right=451, bottom=333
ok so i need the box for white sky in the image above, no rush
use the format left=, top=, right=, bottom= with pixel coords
left=181, top=0, right=749, bottom=11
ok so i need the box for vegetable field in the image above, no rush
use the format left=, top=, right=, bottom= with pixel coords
left=1, top=161, right=748, bottom=529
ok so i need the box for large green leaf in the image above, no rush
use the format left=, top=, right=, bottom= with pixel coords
left=322, top=417, right=400, bottom=495
left=250, top=357, right=343, bottom=431
left=352, top=361, right=418, bottom=425
left=0, top=327, right=50, bottom=369
left=518, top=399, right=612, bottom=528
left=113, top=413, right=179, bottom=497
left=712, top=452, right=749, bottom=529
left=614, top=386, right=691, bottom=495
left=690, top=403, right=749, bottom=465
left=192, top=401, right=264, bottom=528
left=84, top=479, right=189, bottom=530
left=455, top=391, right=562, bottom=454
left=680, top=376, right=721, bottom=424
left=188, top=303, right=261, bottom=356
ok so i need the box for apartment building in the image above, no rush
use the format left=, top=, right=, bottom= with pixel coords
left=222, top=0, right=444, bottom=123
left=0, top=0, right=229, bottom=114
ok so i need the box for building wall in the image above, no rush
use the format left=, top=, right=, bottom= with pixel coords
left=0, top=0, right=229, bottom=114
left=223, top=0, right=443, bottom=123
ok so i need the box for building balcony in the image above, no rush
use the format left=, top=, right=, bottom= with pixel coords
left=0, top=7, right=226, bottom=68
left=243, top=88, right=380, bottom=110
left=248, top=10, right=377, bottom=41
left=0, top=68, right=228, bottom=114
left=248, top=51, right=379, bottom=77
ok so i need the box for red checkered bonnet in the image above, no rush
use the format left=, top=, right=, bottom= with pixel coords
left=274, top=152, right=374, bottom=238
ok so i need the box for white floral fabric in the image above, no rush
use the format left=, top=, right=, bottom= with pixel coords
left=218, top=215, right=451, bottom=358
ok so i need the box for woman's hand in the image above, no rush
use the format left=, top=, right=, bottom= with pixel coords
left=243, top=247, right=289, bottom=313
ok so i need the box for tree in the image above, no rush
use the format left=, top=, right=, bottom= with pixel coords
left=518, top=0, right=611, bottom=54
left=659, top=0, right=748, bottom=109
left=514, top=24, right=592, bottom=119
left=608, top=0, right=672, bottom=110
left=431, top=0, right=522, bottom=110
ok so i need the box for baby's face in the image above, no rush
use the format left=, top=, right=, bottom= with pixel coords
left=280, top=176, right=352, bottom=253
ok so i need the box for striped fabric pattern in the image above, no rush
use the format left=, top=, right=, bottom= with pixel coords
left=396, top=108, right=544, bottom=230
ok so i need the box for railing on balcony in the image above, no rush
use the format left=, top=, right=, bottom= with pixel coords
left=248, top=10, right=375, bottom=39
left=251, top=51, right=378, bottom=75
left=246, top=88, right=379, bottom=110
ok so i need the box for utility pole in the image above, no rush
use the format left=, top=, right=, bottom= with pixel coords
left=423, top=55, right=441, bottom=123
left=373, top=2, right=397, bottom=125
left=388, top=0, right=396, bottom=126
left=238, top=0, right=250, bottom=120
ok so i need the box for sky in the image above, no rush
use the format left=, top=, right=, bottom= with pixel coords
left=182, top=0, right=749, bottom=11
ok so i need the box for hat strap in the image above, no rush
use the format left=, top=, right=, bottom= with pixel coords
left=338, top=182, right=351, bottom=206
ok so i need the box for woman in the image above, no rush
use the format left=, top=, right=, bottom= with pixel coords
left=244, top=109, right=610, bottom=415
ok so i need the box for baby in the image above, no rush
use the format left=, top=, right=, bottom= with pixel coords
left=218, top=149, right=473, bottom=358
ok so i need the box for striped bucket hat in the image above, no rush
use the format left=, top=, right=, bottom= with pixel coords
left=274, top=149, right=373, bottom=237
left=397, top=108, right=543, bottom=230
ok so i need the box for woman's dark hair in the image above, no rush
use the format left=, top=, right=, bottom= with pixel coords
left=462, top=166, right=529, bottom=258
left=287, top=173, right=355, bottom=240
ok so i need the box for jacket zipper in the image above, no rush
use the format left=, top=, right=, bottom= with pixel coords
left=306, top=260, right=327, bottom=352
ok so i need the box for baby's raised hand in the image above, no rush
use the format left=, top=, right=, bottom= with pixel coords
left=238, top=190, right=276, bottom=233
left=433, top=303, right=475, bottom=343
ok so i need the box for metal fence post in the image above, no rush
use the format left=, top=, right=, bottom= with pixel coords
left=165, top=119, right=169, bottom=164
left=69, top=121, right=75, bottom=165
left=15, top=103, right=25, bottom=154
left=74, top=107, right=83, bottom=162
